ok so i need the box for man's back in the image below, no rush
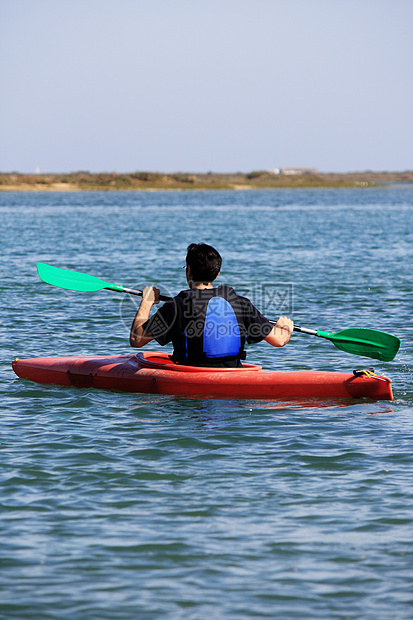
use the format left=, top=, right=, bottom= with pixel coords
left=142, top=285, right=272, bottom=367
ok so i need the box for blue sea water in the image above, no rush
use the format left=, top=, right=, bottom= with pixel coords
left=1, top=187, right=412, bottom=619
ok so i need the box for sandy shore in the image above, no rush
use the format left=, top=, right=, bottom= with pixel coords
left=1, top=171, right=412, bottom=191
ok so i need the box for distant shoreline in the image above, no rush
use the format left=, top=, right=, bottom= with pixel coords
left=1, top=170, right=412, bottom=191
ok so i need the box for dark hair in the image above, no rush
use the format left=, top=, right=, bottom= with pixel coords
left=186, top=243, right=222, bottom=283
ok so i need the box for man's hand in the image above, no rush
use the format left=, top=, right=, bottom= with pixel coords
left=265, top=316, right=294, bottom=348
left=141, top=286, right=160, bottom=306
left=129, top=286, right=160, bottom=348
left=275, top=316, right=294, bottom=336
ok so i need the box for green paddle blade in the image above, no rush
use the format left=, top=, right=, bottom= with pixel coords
left=37, top=263, right=123, bottom=293
left=316, top=328, right=400, bottom=362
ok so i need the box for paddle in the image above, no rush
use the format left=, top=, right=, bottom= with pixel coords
left=36, top=262, right=172, bottom=301
left=274, top=324, right=400, bottom=362
left=36, top=263, right=400, bottom=362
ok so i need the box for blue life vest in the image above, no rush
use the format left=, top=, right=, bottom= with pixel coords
left=175, top=286, right=245, bottom=366
left=203, top=296, right=241, bottom=359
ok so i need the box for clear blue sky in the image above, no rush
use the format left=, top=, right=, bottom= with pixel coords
left=1, top=0, right=412, bottom=174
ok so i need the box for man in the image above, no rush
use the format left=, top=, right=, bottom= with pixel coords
left=130, top=243, right=293, bottom=367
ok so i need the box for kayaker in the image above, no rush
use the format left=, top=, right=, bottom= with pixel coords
left=130, top=243, right=293, bottom=367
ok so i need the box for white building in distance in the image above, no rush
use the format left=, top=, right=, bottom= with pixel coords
left=280, top=167, right=318, bottom=175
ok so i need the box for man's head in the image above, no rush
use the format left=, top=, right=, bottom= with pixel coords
left=186, top=243, right=222, bottom=285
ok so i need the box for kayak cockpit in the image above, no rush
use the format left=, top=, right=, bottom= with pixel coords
left=134, top=351, right=262, bottom=372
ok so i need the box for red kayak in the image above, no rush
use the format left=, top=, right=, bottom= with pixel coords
left=12, top=351, right=394, bottom=401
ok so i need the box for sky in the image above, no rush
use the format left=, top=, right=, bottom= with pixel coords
left=0, top=0, right=412, bottom=174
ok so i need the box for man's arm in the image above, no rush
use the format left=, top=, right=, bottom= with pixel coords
left=264, top=316, right=294, bottom=347
left=129, top=286, right=159, bottom=348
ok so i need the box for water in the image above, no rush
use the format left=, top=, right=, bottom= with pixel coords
left=1, top=188, right=412, bottom=618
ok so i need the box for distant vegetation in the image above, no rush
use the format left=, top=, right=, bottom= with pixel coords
left=0, top=170, right=412, bottom=191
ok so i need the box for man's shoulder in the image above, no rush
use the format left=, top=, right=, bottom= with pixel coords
left=216, top=285, right=253, bottom=306
left=215, top=284, right=243, bottom=299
